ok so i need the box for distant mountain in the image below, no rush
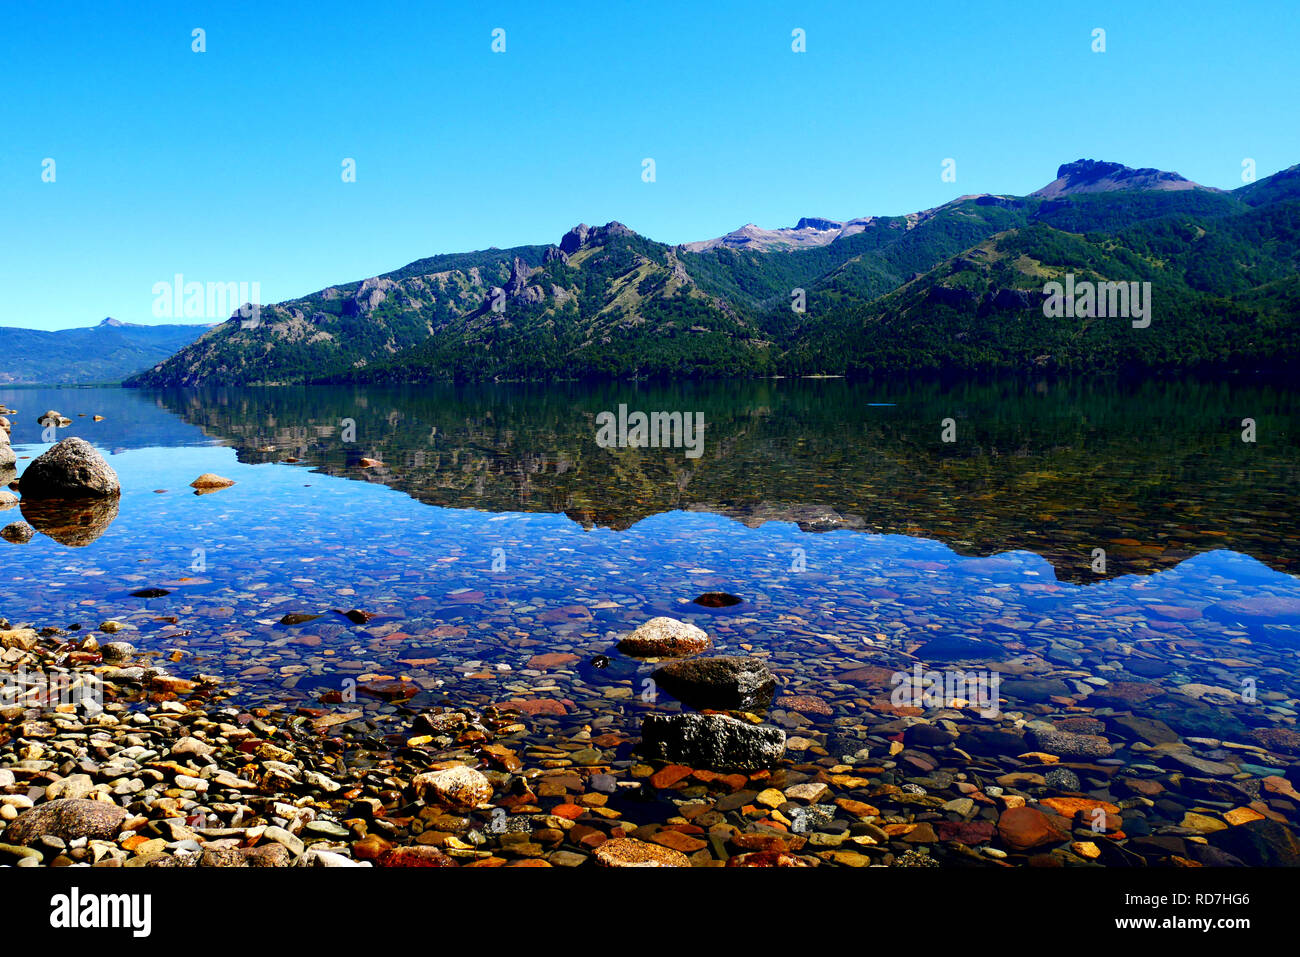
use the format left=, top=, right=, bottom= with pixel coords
left=1, top=318, right=211, bottom=385
left=125, top=159, right=1300, bottom=386
left=128, top=223, right=769, bottom=385
left=680, top=215, right=889, bottom=252
left=1030, top=158, right=1218, bottom=198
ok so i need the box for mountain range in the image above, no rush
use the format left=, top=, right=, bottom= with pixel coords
left=17, top=158, right=1300, bottom=387
left=1, top=318, right=210, bottom=385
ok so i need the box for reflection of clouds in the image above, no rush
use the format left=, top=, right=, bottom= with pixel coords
left=20, top=496, right=120, bottom=546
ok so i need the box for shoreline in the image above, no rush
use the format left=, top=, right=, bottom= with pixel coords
left=4, top=615, right=1300, bottom=868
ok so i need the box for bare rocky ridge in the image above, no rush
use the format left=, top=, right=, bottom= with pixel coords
left=1031, top=158, right=1217, bottom=199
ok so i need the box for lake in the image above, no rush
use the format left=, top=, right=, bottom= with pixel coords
left=2, top=375, right=1299, bottom=866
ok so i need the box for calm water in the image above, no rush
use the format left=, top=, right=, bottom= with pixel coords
left=1, top=377, right=1299, bottom=759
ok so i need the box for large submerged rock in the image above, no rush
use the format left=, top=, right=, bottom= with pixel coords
left=641, top=713, right=786, bottom=772
left=18, top=438, right=120, bottom=498
left=652, top=655, right=776, bottom=710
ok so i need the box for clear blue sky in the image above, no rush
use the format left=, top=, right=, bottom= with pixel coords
left=3, top=0, right=1297, bottom=330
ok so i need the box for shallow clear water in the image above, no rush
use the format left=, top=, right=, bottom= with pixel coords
left=2, top=377, right=1299, bottom=769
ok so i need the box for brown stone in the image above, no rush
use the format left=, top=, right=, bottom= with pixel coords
left=499, top=698, right=569, bottom=716
left=997, top=806, right=1068, bottom=851
left=526, top=653, right=580, bottom=670
left=5, top=799, right=128, bottom=846
left=651, top=830, right=708, bottom=854
left=650, top=764, right=694, bottom=790
left=593, top=837, right=690, bottom=867
left=378, top=846, right=458, bottom=867
left=775, top=695, right=833, bottom=716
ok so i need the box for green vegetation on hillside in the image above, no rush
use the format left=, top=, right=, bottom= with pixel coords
left=125, top=162, right=1300, bottom=387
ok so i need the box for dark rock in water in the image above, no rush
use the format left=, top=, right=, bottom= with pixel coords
left=1119, top=657, right=1175, bottom=678
left=1248, top=727, right=1300, bottom=756
left=1030, top=729, right=1114, bottom=760
left=1044, top=767, right=1081, bottom=791
left=1129, top=835, right=1187, bottom=860
left=914, top=634, right=1011, bottom=662
left=692, top=592, right=743, bottom=608
left=1187, top=843, right=1245, bottom=867
left=279, top=613, right=322, bottom=625
left=130, top=588, right=171, bottom=599
left=641, top=713, right=786, bottom=772
left=5, top=798, right=128, bottom=845
left=589, top=655, right=610, bottom=669
left=652, top=655, right=775, bottom=710
left=1001, top=678, right=1072, bottom=703
left=959, top=728, right=1027, bottom=757
left=1162, top=751, right=1238, bottom=777
left=1086, top=681, right=1165, bottom=708
left=1105, top=714, right=1180, bottom=745
left=826, top=731, right=872, bottom=759
left=903, top=724, right=958, bottom=748
left=1150, top=699, right=1248, bottom=741
left=20, top=496, right=119, bottom=546
left=1121, top=814, right=1151, bottom=837
left=936, top=820, right=995, bottom=845
left=1090, top=837, right=1147, bottom=867
left=18, top=437, right=120, bottom=498
left=1170, top=776, right=1252, bottom=804
left=1206, top=819, right=1300, bottom=866
left=1, top=521, right=34, bottom=544
left=1054, top=716, right=1106, bottom=735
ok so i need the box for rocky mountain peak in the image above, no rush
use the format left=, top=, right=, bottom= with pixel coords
left=559, top=223, right=591, bottom=254
left=558, top=221, right=635, bottom=255
left=795, top=217, right=843, bottom=231
left=1032, top=159, right=1209, bottom=198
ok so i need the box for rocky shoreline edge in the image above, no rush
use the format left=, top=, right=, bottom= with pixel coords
left=5, top=613, right=1300, bottom=869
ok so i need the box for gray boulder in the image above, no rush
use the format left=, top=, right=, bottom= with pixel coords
left=18, top=437, right=120, bottom=498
